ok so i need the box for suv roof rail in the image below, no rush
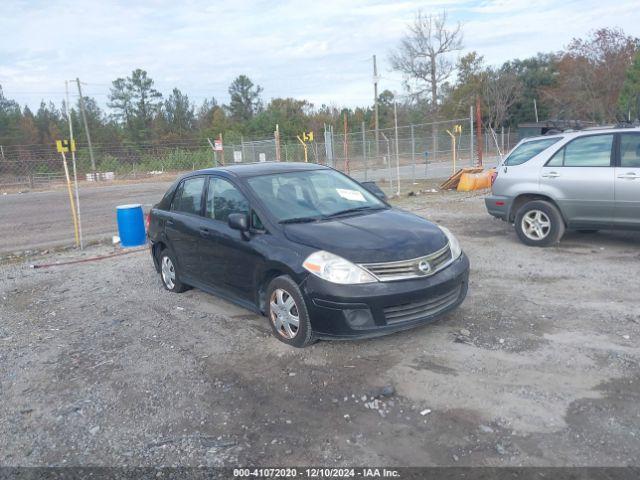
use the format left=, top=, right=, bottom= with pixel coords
left=614, top=119, right=640, bottom=128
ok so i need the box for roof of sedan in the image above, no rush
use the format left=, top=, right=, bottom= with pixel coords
left=194, top=161, right=328, bottom=178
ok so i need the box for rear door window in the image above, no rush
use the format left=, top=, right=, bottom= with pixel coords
left=619, top=133, right=640, bottom=168
left=171, top=177, right=205, bottom=215
left=504, top=137, right=561, bottom=166
left=547, top=134, right=614, bottom=167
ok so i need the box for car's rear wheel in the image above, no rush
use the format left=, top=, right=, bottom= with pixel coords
left=514, top=200, right=565, bottom=247
left=266, top=275, right=314, bottom=347
left=159, top=249, right=187, bottom=293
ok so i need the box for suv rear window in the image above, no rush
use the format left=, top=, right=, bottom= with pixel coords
left=504, top=137, right=561, bottom=166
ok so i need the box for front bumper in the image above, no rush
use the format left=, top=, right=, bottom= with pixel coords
left=485, top=195, right=511, bottom=221
left=302, top=253, right=469, bottom=339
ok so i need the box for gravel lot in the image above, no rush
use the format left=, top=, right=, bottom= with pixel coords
left=1, top=190, right=639, bottom=466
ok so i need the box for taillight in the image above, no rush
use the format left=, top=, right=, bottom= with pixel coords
left=145, top=212, right=151, bottom=231
left=490, top=170, right=498, bottom=185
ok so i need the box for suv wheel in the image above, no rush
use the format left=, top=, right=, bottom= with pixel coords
left=514, top=200, right=565, bottom=247
left=266, top=275, right=314, bottom=348
left=159, top=249, right=187, bottom=292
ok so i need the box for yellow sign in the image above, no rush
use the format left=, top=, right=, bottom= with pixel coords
left=56, top=139, right=76, bottom=153
left=302, top=131, right=314, bottom=143
left=453, top=124, right=463, bottom=135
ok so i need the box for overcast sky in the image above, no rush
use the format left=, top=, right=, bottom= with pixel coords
left=1, top=0, right=639, bottom=111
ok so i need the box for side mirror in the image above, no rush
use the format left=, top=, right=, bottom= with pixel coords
left=360, top=181, right=387, bottom=201
left=228, top=213, right=249, bottom=232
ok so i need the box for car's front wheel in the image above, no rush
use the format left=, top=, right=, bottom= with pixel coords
left=266, top=275, right=314, bottom=347
left=514, top=200, right=565, bottom=247
left=159, top=249, right=187, bottom=293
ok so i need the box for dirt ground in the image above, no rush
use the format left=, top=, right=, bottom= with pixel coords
left=1, top=190, right=639, bottom=467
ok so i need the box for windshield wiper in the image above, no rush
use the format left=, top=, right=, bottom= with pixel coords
left=324, top=205, right=386, bottom=218
left=279, top=215, right=325, bottom=224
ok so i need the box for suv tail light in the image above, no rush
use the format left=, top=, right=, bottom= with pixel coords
left=490, top=170, right=498, bottom=185
left=145, top=212, right=151, bottom=231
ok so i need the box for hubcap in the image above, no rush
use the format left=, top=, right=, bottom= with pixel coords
left=269, top=288, right=300, bottom=339
left=521, top=210, right=551, bottom=241
left=161, top=256, right=176, bottom=289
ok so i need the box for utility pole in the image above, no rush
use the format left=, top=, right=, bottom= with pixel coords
left=373, top=54, right=380, bottom=162
left=65, top=81, right=83, bottom=249
left=533, top=98, right=539, bottom=123
left=76, top=78, right=96, bottom=173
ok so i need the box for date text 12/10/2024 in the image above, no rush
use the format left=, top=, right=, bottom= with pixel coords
left=233, top=468, right=400, bottom=478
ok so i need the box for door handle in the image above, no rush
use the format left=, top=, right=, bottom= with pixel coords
left=542, top=172, right=560, bottom=178
left=166, top=219, right=174, bottom=226
left=617, top=172, right=640, bottom=179
left=199, top=227, right=211, bottom=237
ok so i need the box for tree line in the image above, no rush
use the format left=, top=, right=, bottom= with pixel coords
left=1, top=14, right=639, bottom=154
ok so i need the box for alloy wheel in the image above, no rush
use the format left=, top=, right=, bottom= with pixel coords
left=269, top=288, right=300, bottom=339
left=521, top=209, right=551, bottom=241
left=161, top=255, right=176, bottom=290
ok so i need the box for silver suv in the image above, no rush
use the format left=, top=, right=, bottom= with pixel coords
left=486, top=127, right=640, bottom=246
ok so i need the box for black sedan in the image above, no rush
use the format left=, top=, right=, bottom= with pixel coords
left=148, top=162, right=469, bottom=347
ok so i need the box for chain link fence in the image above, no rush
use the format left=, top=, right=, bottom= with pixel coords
left=0, top=118, right=516, bottom=193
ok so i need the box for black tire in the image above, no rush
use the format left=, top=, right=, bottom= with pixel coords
left=577, top=229, right=599, bottom=234
left=158, top=248, right=187, bottom=293
left=514, top=200, right=565, bottom=247
left=265, top=275, right=314, bottom=348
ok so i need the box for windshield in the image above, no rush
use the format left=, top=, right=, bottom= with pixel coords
left=246, top=169, right=386, bottom=222
left=503, top=137, right=562, bottom=166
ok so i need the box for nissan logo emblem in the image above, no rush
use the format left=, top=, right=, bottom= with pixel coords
left=418, top=260, right=431, bottom=273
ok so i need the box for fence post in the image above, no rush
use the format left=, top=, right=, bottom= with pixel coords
left=393, top=103, right=400, bottom=197
left=410, top=124, right=416, bottom=184
left=469, top=105, right=474, bottom=167
left=485, top=130, right=489, bottom=158
left=361, top=122, right=367, bottom=182
left=330, top=125, right=335, bottom=167
left=387, top=137, right=392, bottom=193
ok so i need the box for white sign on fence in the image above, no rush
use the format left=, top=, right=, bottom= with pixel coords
left=233, top=151, right=242, bottom=163
left=259, top=153, right=266, bottom=162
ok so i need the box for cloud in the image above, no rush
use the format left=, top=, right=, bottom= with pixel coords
left=0, top=0, right=638, bottom=110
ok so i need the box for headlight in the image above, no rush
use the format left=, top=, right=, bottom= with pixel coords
left=302, top=251, right=377, bottom=284
left=439, top=226, right=462, bottom=260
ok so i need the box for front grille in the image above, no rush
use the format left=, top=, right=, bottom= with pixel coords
left=383, top=284, right=462, bottom=324
left=360, top=244, right=452, bottom=281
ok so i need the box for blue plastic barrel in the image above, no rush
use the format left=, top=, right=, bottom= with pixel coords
left=116, top=204, right=146, bottom=247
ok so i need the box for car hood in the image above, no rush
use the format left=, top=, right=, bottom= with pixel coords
left=283, top=208, right=448, bottom=263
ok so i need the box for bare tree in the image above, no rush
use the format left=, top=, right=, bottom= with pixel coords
left=483, top=68, right=523, bottom=130
left=390, top=11, right=463, bottom=113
